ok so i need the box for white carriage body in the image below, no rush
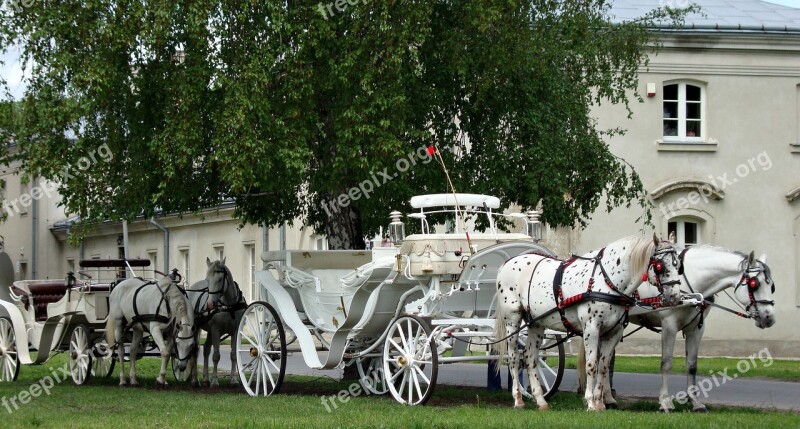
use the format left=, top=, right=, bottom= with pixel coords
left=255, top=194, right=556, bottom=374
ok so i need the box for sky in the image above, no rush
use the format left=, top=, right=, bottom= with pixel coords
left=2, top=0, right=799, bottom=100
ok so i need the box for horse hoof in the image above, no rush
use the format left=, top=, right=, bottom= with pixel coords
left=513, top=404, right=525, bottom=410
left=693, top=406, right=708, bottom=413
left=605, top=403, right=618, bottom=410
left=538, top=404, right=550, bottom=411
left=658, top=407, right=671, bottom=414
left=210, top=381, right=220, bottom=388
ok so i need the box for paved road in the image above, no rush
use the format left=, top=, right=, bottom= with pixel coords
left=210, top=347, right=799, bottom=411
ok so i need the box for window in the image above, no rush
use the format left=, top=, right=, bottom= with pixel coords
left=314, top=236, right=327, bottom=251
left=66, top=258, right=75, bottom=275
left=663, top=82, right=704, bottom=141
left=179, top=248, right=190, bottom=284
left=668, top=219, right=700, bottom=248
left=213, top=245, right=224, bottom=261
left=245, top=244, right=257, bottom=301
left=147, top=250, right=158, bottom=273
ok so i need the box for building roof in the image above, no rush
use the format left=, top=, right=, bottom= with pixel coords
left=610, top=0, right=800, bottom=33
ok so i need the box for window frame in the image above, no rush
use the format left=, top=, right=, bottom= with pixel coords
left=668, top=218, right=701, bottom=248
left=662, top=81, right=706, bottom=143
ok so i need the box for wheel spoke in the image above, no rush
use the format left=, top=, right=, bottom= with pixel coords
left=387, top=338, right=404, bottom=354
left=412, top=365, right=430, bottom=385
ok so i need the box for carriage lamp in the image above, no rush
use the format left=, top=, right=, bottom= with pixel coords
left=527, top=210, right=543, bottom=243
left=388, top=211, right=405, bottom=246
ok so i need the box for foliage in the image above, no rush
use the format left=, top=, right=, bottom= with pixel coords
left=0, top=1, right=691, bottom=248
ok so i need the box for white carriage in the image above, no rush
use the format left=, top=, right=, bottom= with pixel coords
left=236, top=194, right=567, bottom=404
left=0, top=255, right=163, bottom=385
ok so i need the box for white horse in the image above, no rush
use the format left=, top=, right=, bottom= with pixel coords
left=107, top=274, right=196, bottom=386
left=627, top=246, right=776, bottom=412
left=493, top=235, right=682, bottom=411
left=187, top=258, right=247, bottom=387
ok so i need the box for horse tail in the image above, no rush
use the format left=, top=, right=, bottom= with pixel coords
left=492, top=288, right=509, bottom=375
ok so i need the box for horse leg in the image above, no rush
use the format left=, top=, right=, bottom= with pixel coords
left=684, top=323, right=708, bottom=412
left=576, top=338, right=586, bottom=394
left=599, top=325, right=623, bottom=410
left=115, top=321, right=127, bottom=386
left=658, top=322, right=679, bottom=412
left=211, top=329, right=221, bottom=388
left=203, top=331, right=212, bottom=386
left=150, top=328, right=169, bottom=386
left=190, top=331, right=201, bottom=388
left=523, top=327, right=549, bottom=410
left=230, top=322, right=239, bottom=385
left=129, top=330, right=142, bottom=387
left=582, top=321, right=603, bottom=411
left=502, top=313, right=525, bottom=409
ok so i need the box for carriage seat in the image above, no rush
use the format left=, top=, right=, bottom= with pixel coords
left=27, top=281, right=68, bottom=321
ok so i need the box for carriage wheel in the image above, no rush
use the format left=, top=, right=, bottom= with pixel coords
left=69, top=325, right=93, bottom=385
left=91, top=338, right=115, bottom=378
left=0, top=317, right=20, bottom=382
left=236, top=301, right=286, bottom=396
left=356, top=356, right=388, bottom=395
left=537, top=334, right=565, bottom=400
left=383, top=315, right=438, bottom=405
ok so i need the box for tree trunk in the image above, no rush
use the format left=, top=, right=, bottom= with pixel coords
left=323, top=203, right=365, bottom=250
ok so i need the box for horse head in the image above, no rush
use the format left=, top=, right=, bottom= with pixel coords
left=643, top=234, right=682, bottom=306
left=734, top=252, right=776, bottom=329
left=205, top=257, right=233, bottom=309
left=166, top=276, right=197, bottom=372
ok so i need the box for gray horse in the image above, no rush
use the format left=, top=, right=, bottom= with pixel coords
left=186, top=258, right=247, bottom=387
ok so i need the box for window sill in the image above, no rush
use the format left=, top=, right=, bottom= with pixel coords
left=656, top=139, right=718, bottom=152
left=791, top=143, right=800, bottom=154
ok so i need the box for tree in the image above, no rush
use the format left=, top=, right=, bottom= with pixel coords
left=0, top=1, right=689, bottom=248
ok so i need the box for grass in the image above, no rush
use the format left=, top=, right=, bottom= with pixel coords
left=1, top=355, right=798, bottom=429
left=562, top=355, right=800, bottom=382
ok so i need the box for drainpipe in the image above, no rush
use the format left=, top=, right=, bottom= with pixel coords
left=262, top=226, right=269, bottom=269
left=149, top=217, right=169, bottom=273
left=31, top=178, right=38, bottom=279
left=279, top=223, right=286, bottom=251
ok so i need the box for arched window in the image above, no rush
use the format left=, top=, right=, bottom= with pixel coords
left=663, top=82, right=705, bottom=141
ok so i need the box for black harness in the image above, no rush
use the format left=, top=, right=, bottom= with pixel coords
left=131, top=280, right=174, bottom=326
left=189, top=268, right=247, bottom=325
left=522, top=246, right=680, bottom=338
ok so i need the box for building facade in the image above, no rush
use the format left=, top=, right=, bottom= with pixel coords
left=1, top=0, right=798, bottom=357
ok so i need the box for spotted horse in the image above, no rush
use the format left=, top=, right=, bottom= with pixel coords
left=493, top=234, right=682, bottom=411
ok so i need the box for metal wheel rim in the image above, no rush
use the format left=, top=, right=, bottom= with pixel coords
left=69, top=326, right=92, bottom=385
left=91, top=339, right=115, bottom=378
left=0, top=318, right=20, bottom=382
left=356, top=356, right=389, bottom=395
left=383, top=316, right=437, bottom=405
left=236, top=302, right=286, bottom=396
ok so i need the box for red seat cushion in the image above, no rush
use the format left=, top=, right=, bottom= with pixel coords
left=28, top=282, right=68, bottom=321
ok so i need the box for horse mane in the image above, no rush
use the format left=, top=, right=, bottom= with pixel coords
left=687, top=245, right=749, bottom=271
left=625, top=236, right=656, bottom=278
left=161, top=277, right=193, bottom=323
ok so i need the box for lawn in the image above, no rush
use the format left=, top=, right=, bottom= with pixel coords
left=563, top=355, right=800, bottom=382
left=1, top=355, right=798, bottom=429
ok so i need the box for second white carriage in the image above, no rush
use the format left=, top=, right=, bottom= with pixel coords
left=235, top=193, right=567, bottom=404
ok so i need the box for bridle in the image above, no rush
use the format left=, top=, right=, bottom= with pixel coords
left=171, top=321, right=198, bottom=365
left=647, top=245, right=682, bottom=296
left=735, top=260, right=775, bottom=317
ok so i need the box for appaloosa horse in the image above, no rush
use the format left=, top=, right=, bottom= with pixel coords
left=493, top=235, right=682, bottom=411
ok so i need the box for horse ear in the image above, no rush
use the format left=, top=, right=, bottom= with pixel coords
left=652, top=233, right=659, bottom=247
left=748, top=251, right=755, bottom=265
left=759, top=253, right=767, bottom=263
left=206, top=257, right=212, bottom=267
left=222, top=256, right=226, bottom=266
left=667, top=231, right=676, bottom=244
